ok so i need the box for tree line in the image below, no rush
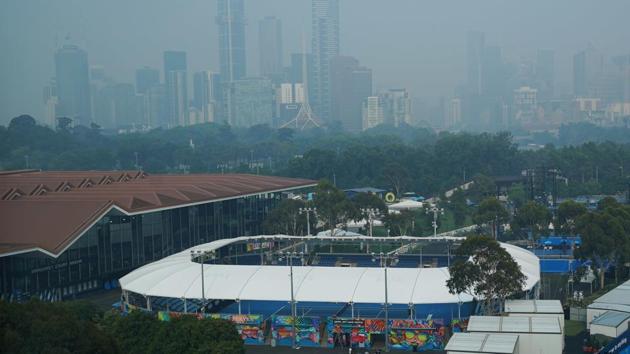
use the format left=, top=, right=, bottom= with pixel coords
left=2, top=115, right=630, bottom=198
left=0, top=299, right=245, bottom=354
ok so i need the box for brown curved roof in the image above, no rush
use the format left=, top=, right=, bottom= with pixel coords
left=0, top=170, right=315, bottom=257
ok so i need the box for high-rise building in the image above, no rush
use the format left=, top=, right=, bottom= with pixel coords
left=481, top=45, right=505, bottom=98
left=163, top=51, right=188, bottom=127
left=143, top=85, right=166, bottom=128
left=217, top=0, right=246, bottom=82
left=380, top=89, right=413, bottom=127
left=54, top=45, right=92, bottom=126
left=513, top=86, right=538, bottom=123
left=467, top=31, right=485, bottom=95
left=536, top=50, right=555, bottom=101
left=193, top=71, right=221, bottom=124
left=43, top=80, right=58, bottom=128
left=362, top=96, right=384, bottom=130
left=573, top=45, right=604, bottom=98
left=135, top=67, right=160, bottom=95
left=330, top=56, right=372, bottom=132
left=311, top=0, right=339, bottom=121
left=447, top=98, right=462, bottom=128
left=259, top=16, right=283, bottom=78
left=226, top=78, right=273, bottom=127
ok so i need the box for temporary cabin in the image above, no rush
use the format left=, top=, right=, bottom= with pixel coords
left=504, top=299, right=564, bottom=332
left=466, top=316, right=563, bottom=354
left=589, top=311, right=630, bottom=338
left=445, top=333, right=519, bottom=354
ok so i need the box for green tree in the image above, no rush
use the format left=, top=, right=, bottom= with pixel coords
left=446, top=235, right=525, bottom=315
left=556, top=200, right=587, bottom=235
left=383, top=210, right=415, bottom=236
left=0, top=300, right=119, bottom=354
left=468, top=174, right=495, bottom=202
left=512, top=201, right=551, bottom=240
left=473, top=198, right=509, bottom=240
left=448, top=188, right=469, bottom=227
left=507, top=183, right=528, bottom=208
left=262, top=199, right=313, bottom=235
left=351, top=192, right=387, bottom=214
left=314, top=180, right=357, bottom=235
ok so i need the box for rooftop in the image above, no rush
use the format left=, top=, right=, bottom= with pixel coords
left=445, top=333, right=518, bottom=354
left=0, top=170, right=315, bottom=257
left=504, top=299, right=563, bottom=314
left=591, top=311, right=630, bottom=328
left=467, top=315, right=562, bottom=334
left=590, top=279, right=630, bottom=310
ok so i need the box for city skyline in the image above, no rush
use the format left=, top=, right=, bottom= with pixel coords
left=1, top=0, right=630, bottom=127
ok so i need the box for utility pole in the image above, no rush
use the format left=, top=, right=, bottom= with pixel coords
left=361, top=208, right=378, bottom=237
left=426, top=205, right=444, bottom=237
left=280, top=251, right=303, bottom=349
left=299, top=207, right=317, bottom=236
left=372, top=252, right=398, bottom=352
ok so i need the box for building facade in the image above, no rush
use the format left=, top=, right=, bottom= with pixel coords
left=164, top=51, right=188, bottom=127
left=226, top=78, right=273, bottom=127
left=311, top=0, right=339, bottom=122
left=0, top=171, right=314, bottom=301
left=362, top=96, right=384, bottom=130
left=258, top=16, right=283, bottom=78
left=54, top=45, right=92, bottom=126
left=217, top=0, right=246, bottom=82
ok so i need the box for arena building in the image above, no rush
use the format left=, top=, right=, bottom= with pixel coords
left=119, top=235, right=541, bottom=349
left=0, top=170, right=315, bottom=301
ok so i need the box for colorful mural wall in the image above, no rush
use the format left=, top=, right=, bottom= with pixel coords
left=388, top=319, right=446, bottom=351
left=326, top=318, right=383, bottom=349
left=271, top=316, right=320, bottom=347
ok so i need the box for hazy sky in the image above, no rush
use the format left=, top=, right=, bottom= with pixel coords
left=1, top=0, right=629, bottom=125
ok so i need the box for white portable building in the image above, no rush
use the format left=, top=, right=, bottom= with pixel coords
left=445, top=333, right=519, bottom=354
left=587, top=279, right=630, bottom=329
left=504, top=299, right=564, bottom=332
left=467, top=316, right=563, bottom=354
left=589, top=310, right=630, bottom=338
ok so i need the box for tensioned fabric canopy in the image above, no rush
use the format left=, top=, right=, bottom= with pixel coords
left=119, top=235, right=540, bottom=305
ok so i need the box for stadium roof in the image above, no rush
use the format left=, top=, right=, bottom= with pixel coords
left=120, top=235, right=540, bottom=305
left=0, top=170, right=315, bottom=258
left=445, top=333, right=518, bottom=354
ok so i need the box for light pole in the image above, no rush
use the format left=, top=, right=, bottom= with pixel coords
left=425, top=205, right=444, bottom=237
left=542, top=242, right=552, bottom=298
left=372, top=252, right=398, bottom=352
left=190, top=249, right=216, bottom=311
left=360, top=208, right=378, bottom=237
left=299, top=207, right=317, bottom=236
left=279, top=251, right=303, bottom=349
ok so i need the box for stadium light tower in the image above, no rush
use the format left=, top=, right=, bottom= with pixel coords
left=279, top=251, right=303, bottom=349
left=425, top=205, right=444, bottom=237
left=299, top=207, right=317, bottom=236
left=360, top=208, right=378, bottom=237
left=372, top=252, right=399, bottom=352
left=190, top=249, right=216, bottom=311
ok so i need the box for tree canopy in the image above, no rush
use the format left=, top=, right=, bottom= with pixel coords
left=446, top=235, right=525, bottom=315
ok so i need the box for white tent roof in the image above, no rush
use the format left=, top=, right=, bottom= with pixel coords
left=467, top=316, right=562, bottom=334
left=119, top=235, right=540, bottom=304
left=505, top=299, right=563, bottom=315
left=388, top=199, right=424, bottom=210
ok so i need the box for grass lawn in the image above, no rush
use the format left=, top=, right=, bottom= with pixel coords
left=565, top=319, right=586, bottom=337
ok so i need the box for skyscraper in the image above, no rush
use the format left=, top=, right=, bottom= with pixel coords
left=54, top=45, right=92, bottom=126
left=135, top=67, right=160, bottom=95
left=163, top=51, right=188, bottom=127
left=312, top=0, right=339, bottom=121
left=225, top=78, right=273, bottom=127
left=573, top=45, right=604, bottom=97
left=467, top=31, right=485, bottom=96
left=193, top=71, right=221, bottom=124
left=536, top=50, right=555, bottom=101
left=329, top=56, right=372, bottom=132
left=362, top=96, right=384, bottom=130
left=258, top=16, right=283, bottom=78
left=217, top=0, right=246, bottom=82
left=380, top=89, right=413, bottom=127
